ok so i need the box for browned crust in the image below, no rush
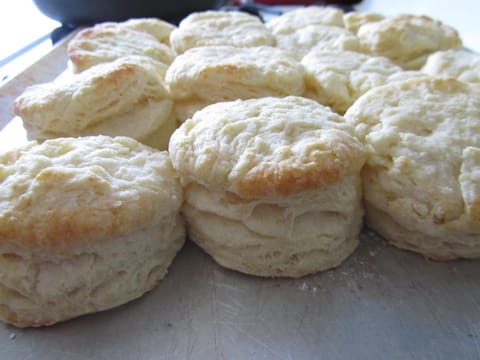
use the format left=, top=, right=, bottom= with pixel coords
left=0, top=137, right=180, bottom=249
left=235, top=130, right=366, bottom=197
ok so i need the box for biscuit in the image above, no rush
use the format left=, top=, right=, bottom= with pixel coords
left=271, top=24, right=360, bottom=60
left=169, top=96, right=366, bottom=277
left=14, top=56, right=175, bottom=150
left=421, top=49, right=480, bottom=84
left=0, top=136, right=185, bottom=327
left=302, top=50, right=425, bottom=114
left=112, top=17, right=176, bottom=45
left=357, top=14, right=462, bottom=70
left=169, top=10, right=275, bottom=55
left=266, top=6, right=345, bottom=33
left=67, top=22, right=176, bottom=73
left=166, top=46, right=305, bottom=119
left=345, top=77, right=480, bottom=260
left=343, top=11, right=384, bottom=34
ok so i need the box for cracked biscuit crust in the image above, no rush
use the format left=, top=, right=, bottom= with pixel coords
left=169, top=96, right=366, bottom=198
left=0, top=136, right=182, bottom=248
left=67, top=22, right=175, bottom=73
left=421, top=49, right=480, bottom=84
left=170, top=10, right=275, bottom=54
left=302, top=50, right=424, bottom=114
left=357, top=14, right=462, bottom=70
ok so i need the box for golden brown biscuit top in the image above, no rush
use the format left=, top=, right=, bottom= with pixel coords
left=0, top=136, right=182, bottom=249
left=169, top=96, right=366, bottom=198
left=67, top=24, right=176, bottom=72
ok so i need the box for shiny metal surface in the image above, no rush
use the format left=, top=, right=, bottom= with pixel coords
left=1, top=232, right=480, bottom=360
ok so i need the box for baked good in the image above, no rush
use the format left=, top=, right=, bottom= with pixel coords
left=343, top=11, right=384, bottom=34
left=169, top=10, right=275, bottom=55
left=67, top=21, right=176, bottom=73
left=266, top=6, right=345, bottom=33
left=111, top=17, right=176, bottom=45
left=302, top=50, right=425, bottom=114
left=169, top=96, right=366, bottom=277
left=271, top=24, right=360, bottom=60
left=345, top=77, right=480, bottom=260
left=0, top=136, right=185, bottom=327
left=265, top=6, right=360, bottom=60
left=14, top=56, right=176, bottom=150
left=357, top=14, right=462, bottom=70
left=421, top=49, right=480, bottom=84
left=165, top=45, right=305, bottom=122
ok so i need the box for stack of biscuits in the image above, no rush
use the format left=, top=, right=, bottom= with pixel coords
left=2, top=5, right=480, bottom=327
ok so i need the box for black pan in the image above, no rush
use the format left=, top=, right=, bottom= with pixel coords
left=33, top=0, right=228, bottom=26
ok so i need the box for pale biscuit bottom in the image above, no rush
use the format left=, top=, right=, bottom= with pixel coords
left=185, top=207, right=359, bottom=278
left=182, top=176, right=363, bottom=277
left=26, top=100, right=176, bottom=151
left=0, top=216, right=185, bottom=328
left=365, top=203, right=480, bottom=261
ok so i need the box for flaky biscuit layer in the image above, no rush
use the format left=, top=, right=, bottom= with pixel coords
left=68, top=23, right=175, bottom=72
left=14, top=56, right=174, bottom=149
left=166, top=46, right=305, bottom=102
left=183, top=177, right=362, bottom=277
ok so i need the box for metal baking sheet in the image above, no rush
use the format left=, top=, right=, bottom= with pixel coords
left=1, top=6, right=480, bottom=360
left=1, top=235, right=479, bottom=360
